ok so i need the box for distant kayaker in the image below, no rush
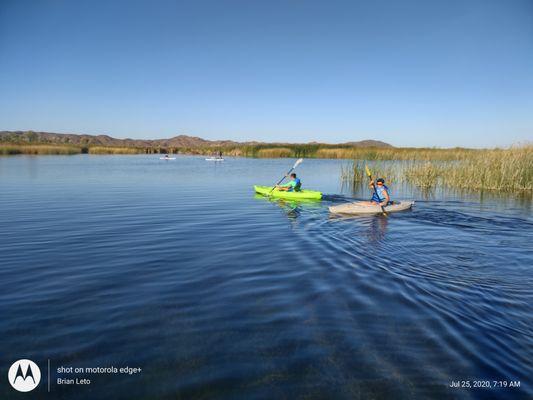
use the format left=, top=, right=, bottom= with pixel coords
left=276, top=173, right=301, bottom=192
left=363, top=178, right=390, bottom=206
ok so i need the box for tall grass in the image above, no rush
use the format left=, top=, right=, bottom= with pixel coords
left=88, top=146, right=144, bottom=154
left=0, top=144, right=148, bottom=155
left=438, top=146, right=532, bottom=191
left=256, top=148, right=294, bottom=158
left=0, top=144, right=82, bottom=155
left=0, top=141, right=495, bottom=160
left=341, top=146, right=533, bottom=192
left=319, top=147, right=478, bottom=160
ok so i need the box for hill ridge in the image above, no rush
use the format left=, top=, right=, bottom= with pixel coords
left=0, top=130, right=392, bottom=148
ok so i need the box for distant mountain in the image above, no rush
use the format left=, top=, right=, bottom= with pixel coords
left=341, top=140, right=392, bottom=147
left=0, top=130, right=393, bottom=148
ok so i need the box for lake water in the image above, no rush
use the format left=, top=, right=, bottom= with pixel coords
left=0, top=155, right=531, bottom=399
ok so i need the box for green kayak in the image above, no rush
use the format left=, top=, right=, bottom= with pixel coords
left=254, top=185, right=322, bottom=200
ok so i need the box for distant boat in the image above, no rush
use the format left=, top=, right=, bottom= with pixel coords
left=205, top=157, right=224, bottom=162
left=160, top=156, right=176, bottom=160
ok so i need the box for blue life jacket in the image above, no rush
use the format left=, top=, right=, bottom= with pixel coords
left=294, top=178, right=301, bottom=191
left=371, top=184, right=389, bottom=203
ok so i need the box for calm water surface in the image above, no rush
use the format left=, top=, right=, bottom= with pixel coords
left=0, top=155, right=532, bottom=399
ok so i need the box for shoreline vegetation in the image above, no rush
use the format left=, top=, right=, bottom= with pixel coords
left=1, top=131, right=531, bottom=193
left=341, top=146, right=532, bottom=192
left=0, top=142, right=413, bottom=157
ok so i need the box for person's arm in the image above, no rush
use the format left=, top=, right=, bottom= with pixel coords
left=277, top=179, right=295, bottom=188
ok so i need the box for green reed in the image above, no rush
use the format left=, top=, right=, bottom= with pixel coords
left=256, top=148, right=294, bottom=158
left=87, top=146, right=144, bottom=154
left=0, top=144, right=82, bottom=155
left=341, top=146, right=532, bottom=193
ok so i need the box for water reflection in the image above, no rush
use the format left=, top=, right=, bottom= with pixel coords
left=253, top=194, right=322, bottom=220
left=276, top=199, right=301, bottom=219
left=367, top=214, right=388, bottom=243
left=328, top=212, right=389, bottom=244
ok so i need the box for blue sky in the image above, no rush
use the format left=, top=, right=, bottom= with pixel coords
left=1, top=0, right=532, bottom=147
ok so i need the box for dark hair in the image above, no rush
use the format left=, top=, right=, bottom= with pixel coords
left=290, top=173, right=296, bottom=178
left=376, top=178, right=385, bottom=184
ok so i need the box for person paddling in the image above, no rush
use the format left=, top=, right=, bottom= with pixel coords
left=276, top=173, right=301, bottom=192
left=362, top=178, right=391, bottom=206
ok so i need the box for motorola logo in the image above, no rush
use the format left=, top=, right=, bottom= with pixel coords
left=8, top=359, right=41, bottom=392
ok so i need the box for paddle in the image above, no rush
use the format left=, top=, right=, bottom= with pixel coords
left=269, top=158, right=304, bottom=195
left=365, top=165, right=388, bottom=216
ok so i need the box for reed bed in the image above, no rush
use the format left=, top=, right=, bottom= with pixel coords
left=438, top=146, right=532, bottom=191
left=256, top=147, right=294, bottom=158
left=88, top=146, right=144, bottom=154
left=0, top=141, right=497, bottom=160
left=319, top=147, right=478, bottom=160
left=0, top=144, right=82, bottom=155
left=341, top=146, right=533, bottom=192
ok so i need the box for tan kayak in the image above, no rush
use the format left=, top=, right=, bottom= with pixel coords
left=329, top=201, right=415, bottom=215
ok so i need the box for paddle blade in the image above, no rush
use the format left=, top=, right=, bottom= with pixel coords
left=293, top=158, right=303, bottom=168
left=365, top=165, right=372, bottom=177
